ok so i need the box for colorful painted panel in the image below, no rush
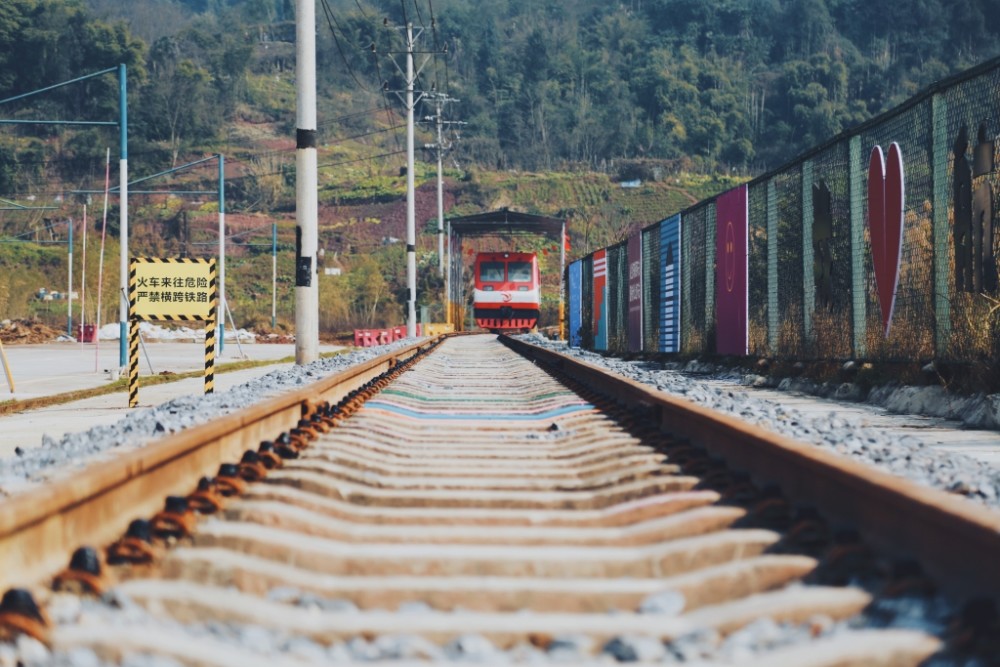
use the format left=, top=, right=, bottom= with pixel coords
left=627, top=233, right=643, bottom=352
left=593, top=249, right=608, bottom=351
left=715, top=185, right=749, bottom=355
left=659, top=214, right=682, bottom=353
left=568, top=261, right=582, bottom=348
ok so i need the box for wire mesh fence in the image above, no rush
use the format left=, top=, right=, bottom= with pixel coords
left=580, top=255, right=593, bottom=348
left=607, top=241, right=628, bottom=354
left=642, top=222, right=661, bottom=352
left=567, top=56, right=1000, bottom=366
left=681, top=203, right=711, bottom=355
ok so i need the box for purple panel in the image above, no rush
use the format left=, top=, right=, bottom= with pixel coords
left=627, top=233, right=643, bottom=352
left=715, top=186, right=748, bottom=355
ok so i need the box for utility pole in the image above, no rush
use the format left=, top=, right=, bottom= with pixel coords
left=386, top=21, right=431, bottom=338
left=423, top=94, right=463, bottom=276
left=405, top=22, right=417, bottom=337
left=118, top=64, right=128, bottom=369
left=294, top=0, right=319, bottom=363
left=218, top=153, right=226, bottom=355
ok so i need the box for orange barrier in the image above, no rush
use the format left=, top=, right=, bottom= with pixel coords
left=423, top=323, right=455, bottom=336
left=355, top=323, right=451, bottom=346
left=76, top=324, right=97, bottom=343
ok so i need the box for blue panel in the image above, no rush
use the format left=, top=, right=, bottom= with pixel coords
left=660, top=214, right=682, bottom=353
left=568, top=261, right=583, bottom=347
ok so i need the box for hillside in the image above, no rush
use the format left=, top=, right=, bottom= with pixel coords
left=0, top=139, right=735, bottom=336
left=3, top=0, right=999, bottom=333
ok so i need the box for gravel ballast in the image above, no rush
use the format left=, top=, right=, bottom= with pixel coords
left=0, top=341, right=420, bottom=498
left=518, top=335, right=1000, bottom=510
left=0, top=335, right=990, bottom=665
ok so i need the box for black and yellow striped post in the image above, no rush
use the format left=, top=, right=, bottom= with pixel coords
left=128, top=257, right=218, bottom=407
left=128, top=318, right=140, bottom=407
left=128, top=260, right=140, bottom=408
left=204, top=261, right=217, bottom=394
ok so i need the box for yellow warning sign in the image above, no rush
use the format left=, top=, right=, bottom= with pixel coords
left=128, top=257, right=218, bottom=407
left=130, top=257, right=216, bottom=321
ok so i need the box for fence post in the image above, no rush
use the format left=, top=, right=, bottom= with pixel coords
left=681, top=216, right=691, bottom=353
left=767, top=180, right=779, bottom=353
left=802, top=160, right=815, bottom=346
left=849, top=135, right=867, bottom=358
left=705, top=202, right=716, bottom=352
left=931, top=94, right=951, bottom=357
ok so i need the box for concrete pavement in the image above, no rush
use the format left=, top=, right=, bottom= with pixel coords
left=0, top=340, right=343, bottom=457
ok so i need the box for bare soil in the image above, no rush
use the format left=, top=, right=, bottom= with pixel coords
left=0, top=319, right=64, bottom=345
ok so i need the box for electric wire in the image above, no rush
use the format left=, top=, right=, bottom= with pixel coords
left=353, top=0, right=373, bottom=22
left=371, top=43, right=403, bottom=154
left=428, top=0, right=440, bottom=92
left=1, top=2, right=418, bottom=211
left=318, top=148, right=406, bottom=170
left=319, top=0, right=373, bottom=93
left=317, top=107, right=391, bottom=128
left=410, top=0, right=425, bottom=27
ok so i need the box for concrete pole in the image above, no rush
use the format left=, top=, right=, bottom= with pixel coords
left=218, top=153, right=226, bottom=355
left=436, top=99, right=444, bottom=276
left=118, top=64, right=128, bottom=368
left=559, top=220, right=566, bottom=340
left=445, top=220, right=451, bottom=325
left=81, top=204, right=87, bottom=347
left=405, top=23, right=417, bottom=338
left=294, top=0, right=319, bottom=363
left=272, top=222, right=278, bottom=329
left=67, top=217, right=73, bottom=337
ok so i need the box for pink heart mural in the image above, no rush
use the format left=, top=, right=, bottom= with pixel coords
left=867, top=143, right=905, bottom=337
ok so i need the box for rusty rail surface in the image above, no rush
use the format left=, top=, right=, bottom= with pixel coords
left=0, top=338, right=439, bottom=592
left=503, top=335, right=1000, bottom=601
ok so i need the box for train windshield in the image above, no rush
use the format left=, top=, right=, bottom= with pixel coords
left=508, top=261, right=532, bottom=282
left=480, top=262, right=505, bottom=282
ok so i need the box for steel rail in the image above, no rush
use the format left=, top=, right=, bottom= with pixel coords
left=502, top=335, right=1000, bottom=602
left=0, top=338, right=438, bottom=591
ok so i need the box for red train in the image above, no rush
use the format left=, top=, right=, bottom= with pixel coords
left=472, top=252, right=540, bottom=331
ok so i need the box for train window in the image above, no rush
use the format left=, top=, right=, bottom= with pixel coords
left=508, top=261, right=532, bottom=282
left=480, top=262, right=505, bottom=282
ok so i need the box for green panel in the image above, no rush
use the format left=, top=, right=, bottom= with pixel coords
left=802, top=161, right=814, bottom=344
left=849, top=135, right=866, bottom=358
left=767, top=180, right=779, bottom=351
left=931, top=94, right=950, bottom=356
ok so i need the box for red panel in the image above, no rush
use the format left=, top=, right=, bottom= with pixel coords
left=715, top=186, right=748, bottom=355
left=867, top=143, right=906, bottom=337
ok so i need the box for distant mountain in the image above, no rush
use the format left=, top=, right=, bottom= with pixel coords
left=18, top=0, right=1000, bottom=183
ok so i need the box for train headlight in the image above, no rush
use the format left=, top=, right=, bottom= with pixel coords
left=483, top=286, right=494, bottom=291
left=518, top=286, right=528, bottom=291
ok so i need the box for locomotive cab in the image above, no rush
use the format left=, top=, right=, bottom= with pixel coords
left=472, top=252, right=540, bottom=332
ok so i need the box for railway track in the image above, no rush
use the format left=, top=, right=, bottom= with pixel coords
left=1, top=334, right=999, bottom=664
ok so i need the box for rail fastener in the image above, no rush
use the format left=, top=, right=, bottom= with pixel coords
left=501, top=334, right=1000, bottom=603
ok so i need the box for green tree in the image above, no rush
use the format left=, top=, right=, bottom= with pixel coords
left=141, top=36, right=215, bottom=166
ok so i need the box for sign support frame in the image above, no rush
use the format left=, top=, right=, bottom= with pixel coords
left=128, top=257, right=217, bottom=408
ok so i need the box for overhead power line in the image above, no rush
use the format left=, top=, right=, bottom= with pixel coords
left=319, top=0, right=373, bottom=92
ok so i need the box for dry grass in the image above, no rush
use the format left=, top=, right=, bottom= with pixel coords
left=749, top=302, right=769, bottom=356
left=810, top=306, right=852, bottom=359
left=777, top=301, right=805, bottom=358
